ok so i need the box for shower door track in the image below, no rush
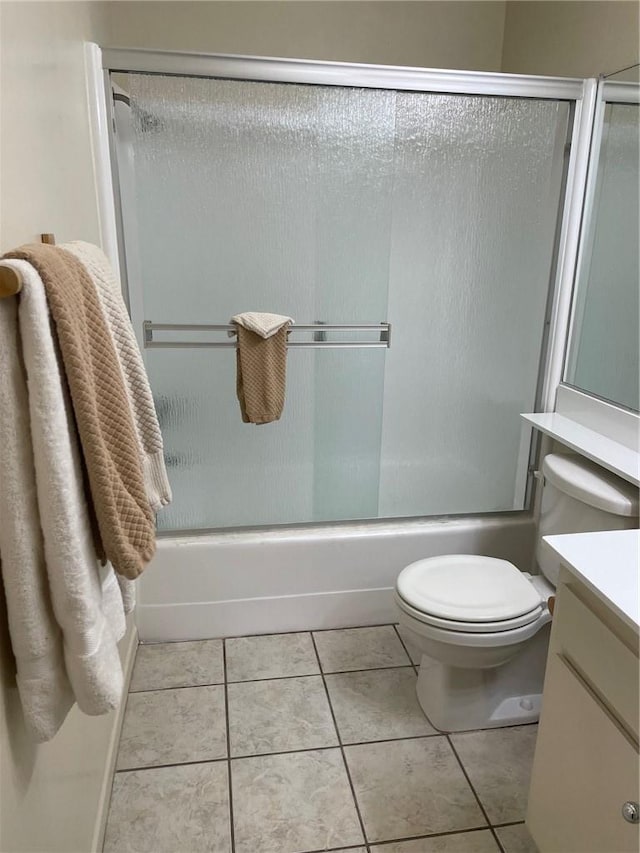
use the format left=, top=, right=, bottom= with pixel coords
left=100, top=47, right=584, bottom=100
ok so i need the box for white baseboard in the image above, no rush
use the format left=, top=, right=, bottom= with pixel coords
left=138, top=587, right=396, bottom=641
left=91, top=618, right=138, bottom=852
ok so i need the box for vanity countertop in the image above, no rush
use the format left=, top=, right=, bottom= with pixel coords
left=544, top=529, right=639, bottom=633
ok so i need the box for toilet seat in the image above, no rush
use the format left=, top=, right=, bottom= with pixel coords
left=396, top=594, right=544, bottom=633
left=396, top=554, right=544, bottom=633
left=395, top=592, right=550, bottom=648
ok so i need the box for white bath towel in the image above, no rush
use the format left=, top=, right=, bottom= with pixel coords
left=116, top=572, right=137, bottom=616
left=0, top=288, right=74, bottom=741
left=0, top=259, right=126, bottom=740
left=63, top=241, right=172, bottom=513
left=230, top=312, right=294, bottom=339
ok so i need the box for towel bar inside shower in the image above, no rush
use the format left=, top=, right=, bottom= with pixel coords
left=143, top=321, right=392, bottom=349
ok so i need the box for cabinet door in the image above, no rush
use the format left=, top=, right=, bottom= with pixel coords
left=528, top=653, right=640, bottom=853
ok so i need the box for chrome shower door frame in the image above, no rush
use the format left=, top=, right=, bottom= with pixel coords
left=87, top=44, right=597, bottom=527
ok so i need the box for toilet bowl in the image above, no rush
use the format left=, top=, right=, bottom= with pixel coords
left=396, top=556, right=553, bottom=669
left=395, top=453, right=639, bottom=732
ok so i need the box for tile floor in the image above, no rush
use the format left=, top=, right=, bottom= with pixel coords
left=104, top=625, right=539, bottom=853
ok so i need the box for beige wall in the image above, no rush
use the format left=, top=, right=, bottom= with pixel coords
left=105, top=1, right=507, bottom=69
left=0, top=1, right=109, bottom=251
left=102, top=1, right=640, bottom=79
left=502, top=1, right=640, bottom=77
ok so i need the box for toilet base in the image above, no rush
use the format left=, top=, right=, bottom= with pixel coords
left=415, top=623, right=550, bottom=732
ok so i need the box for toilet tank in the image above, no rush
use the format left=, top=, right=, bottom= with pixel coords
left=536, top=453, right=639, bottom=585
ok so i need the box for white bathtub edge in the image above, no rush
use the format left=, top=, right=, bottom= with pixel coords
left=137, top=587, right=396, bottom=641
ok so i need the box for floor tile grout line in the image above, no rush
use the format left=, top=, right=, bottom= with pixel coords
left=234, top=664, right=416, bottom=684
left=129, top=664, right=418, bottom=694
left=222, top=640, right=236, bottom=853
left=295, top=844, right=368, bottom=853
left=342, top=732, right=442, bottom=748
left=350, top=823, right=503, bottom=849
left=115, top=756, right=229, bottom=774
left=295, top=845, right=367, bottom=853
left=490, top=819, right=529, bottom=853
left=392, top=624, right=417, bottom=667
left=310, top=632, right=371, bottom=853
left=493, top=831, right=508, bottom=853
left=115, top=732, right=458, bottom=774
left=228, top=731, right=445, bottom=758
left=491, top=820, right=526, bottom=853
left=230, top=728, right=445, bottom=761
left=433, top=720, right=539, bottom=736
left=129, top=681, right=226, bottom=694
left=446, top=735, right=505, bottom=850
left=295, top=822, right=512, bottom=852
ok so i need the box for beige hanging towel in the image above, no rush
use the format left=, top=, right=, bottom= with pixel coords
left=3, top=244, right=156, bottom=579
left=63, top=240, right=172, bottom=513
left=230, top=312, right=293, bottom=424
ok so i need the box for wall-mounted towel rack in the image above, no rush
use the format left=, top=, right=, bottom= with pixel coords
left=0, top=234, right=56, bottom=298
left=143, top=321, right=392, bottom=349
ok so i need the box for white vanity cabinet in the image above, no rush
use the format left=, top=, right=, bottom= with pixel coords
left=527, top=531, right=640, bottom=853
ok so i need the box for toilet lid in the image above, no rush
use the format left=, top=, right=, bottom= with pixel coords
left=396, top=555, right=542, bottom=623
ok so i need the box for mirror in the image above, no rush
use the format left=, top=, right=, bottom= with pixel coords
left=565, top=67, right=639, bottom=412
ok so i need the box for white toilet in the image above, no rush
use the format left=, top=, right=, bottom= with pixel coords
left=395, top=453, right=639, bottom=732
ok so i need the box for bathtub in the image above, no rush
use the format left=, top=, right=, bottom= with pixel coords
left=137, top=514, right=536, bottom=641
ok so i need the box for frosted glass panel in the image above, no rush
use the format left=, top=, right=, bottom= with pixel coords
left=378, top=95, right=569, bottom=516
left=123, top=74, right=394, bottom=529
left=566, top=102, right=639, bottom=411
left=148, top=347, right=316, bottom=529
left=116, top=72, right=570, bottom=530
left=310, top=86, right=395, bottom=520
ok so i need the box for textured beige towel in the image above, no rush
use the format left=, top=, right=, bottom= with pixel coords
left=63, top=241, right=172, bottom=512
left=235, top=325, right=290, bottom=424
left=4, top=244, right=155, bottom=579
left=230, top=311, right=294, bottom=338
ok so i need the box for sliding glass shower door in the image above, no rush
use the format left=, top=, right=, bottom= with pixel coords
left=380, top=92, right=569, bottom=516
left=112, top=68, right=570, bottom=531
